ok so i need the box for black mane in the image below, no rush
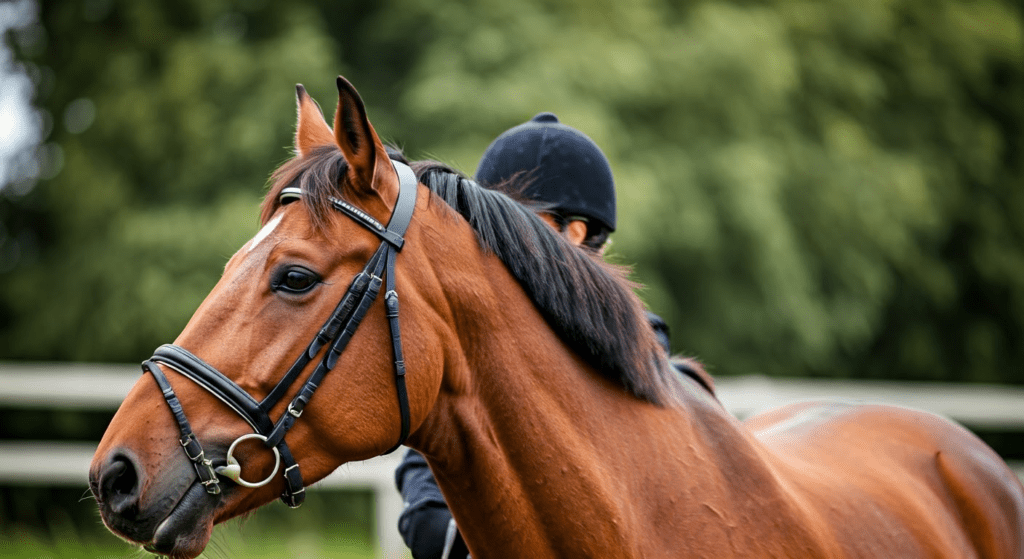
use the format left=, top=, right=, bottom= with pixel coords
left=263, top=148, right=684, bottom=406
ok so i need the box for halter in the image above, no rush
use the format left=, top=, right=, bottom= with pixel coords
left=140, top=160, right=418, bottom=507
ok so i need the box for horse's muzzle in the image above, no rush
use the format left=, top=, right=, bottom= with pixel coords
left=90, top=447, right=219, bottom=556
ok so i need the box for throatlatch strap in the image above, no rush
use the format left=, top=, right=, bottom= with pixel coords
left=383, top=247, right=410, bottom=454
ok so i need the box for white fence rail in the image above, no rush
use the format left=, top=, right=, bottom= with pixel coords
left=2, top=362, right=1023, bottom=558
left=0, top=363, right=409, bottom=558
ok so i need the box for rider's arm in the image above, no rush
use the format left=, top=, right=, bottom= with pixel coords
left=395, top=449, right=470, bottom=559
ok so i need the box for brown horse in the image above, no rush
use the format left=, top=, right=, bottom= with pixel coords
left=91, top=77, right=1024, bottom=558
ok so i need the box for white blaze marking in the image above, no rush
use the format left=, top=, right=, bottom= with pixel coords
left=247, top=215, right=282, bottom=252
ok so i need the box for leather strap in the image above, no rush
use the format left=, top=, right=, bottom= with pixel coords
left=141, top=159, right=418, bottom=508
left=386, top=160, right=418, bottom=241
left=152, top=345, right=273, bottom=434
left=382, top=249, right=410, bottom=454
left=262, top=269, right=373, bottom=412
left=143, top=360, right=221, bottom=495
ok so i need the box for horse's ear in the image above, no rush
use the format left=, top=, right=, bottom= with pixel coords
left=294, top=85, right=335, bottom=157
left=333, top=76, right=396, bottom=197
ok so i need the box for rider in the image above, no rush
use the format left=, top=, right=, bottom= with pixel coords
left=394, top=113, right=711, bottom=559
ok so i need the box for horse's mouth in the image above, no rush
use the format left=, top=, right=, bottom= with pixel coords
left=95, top=476, right=218, bottom=559
left=137, top=481, right=216, bottom=558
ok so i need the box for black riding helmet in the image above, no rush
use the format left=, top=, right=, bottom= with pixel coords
left=474, top=112, right=617, bottom=233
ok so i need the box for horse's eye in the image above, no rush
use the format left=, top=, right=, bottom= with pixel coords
left=273, top=267, right=320, bottom=294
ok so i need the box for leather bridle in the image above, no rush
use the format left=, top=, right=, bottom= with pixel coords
left=140, top=160, right=417, bottom=507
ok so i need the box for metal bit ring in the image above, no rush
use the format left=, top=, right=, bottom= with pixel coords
left=214, top=433, right=281, bottom=488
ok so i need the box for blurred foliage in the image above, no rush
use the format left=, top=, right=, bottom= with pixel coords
left=1, top=0, right=1021, bottom=384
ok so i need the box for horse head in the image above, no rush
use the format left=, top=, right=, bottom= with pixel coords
left=89, top=77, right=451, bottom=558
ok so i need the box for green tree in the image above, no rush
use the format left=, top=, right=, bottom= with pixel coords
left=1, top=0, right=345, bottom=360
left=3, top=0, right=1022, bottom=386
left=360, top=0, right=1024, bottom=383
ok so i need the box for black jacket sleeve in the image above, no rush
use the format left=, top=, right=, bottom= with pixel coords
left=395, top=449, right=470, bottom=559
left=646, top=311, right=672, bottom=354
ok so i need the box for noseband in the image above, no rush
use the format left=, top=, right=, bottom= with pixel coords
left=140, top=160, right=417, bottom=507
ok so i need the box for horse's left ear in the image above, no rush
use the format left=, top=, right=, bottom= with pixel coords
left=295, top=85, right=335, bottom=157
left=334, top=76, right=397, bottom=200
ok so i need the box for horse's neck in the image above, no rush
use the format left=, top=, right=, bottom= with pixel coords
left=412, top=256, right=807, bottom=558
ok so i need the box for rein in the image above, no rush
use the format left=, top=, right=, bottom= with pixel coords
left=140, top=160, right=417, bottom=507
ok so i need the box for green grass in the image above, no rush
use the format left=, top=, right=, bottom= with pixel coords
left=1, top=488, right=379, bottom=558
left=1, top=524, right=375, bottom=559
left=3, top=525, right=139, bottom=558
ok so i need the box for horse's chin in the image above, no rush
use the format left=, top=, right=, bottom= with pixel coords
left=142, top=482, right=216, bottom=558
left=99, top=479, right=217, bottom=559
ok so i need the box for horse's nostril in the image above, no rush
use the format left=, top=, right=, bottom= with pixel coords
left=100, top=455, right=140, bottom=518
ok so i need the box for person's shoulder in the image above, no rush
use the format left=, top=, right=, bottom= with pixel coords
left=645, top=311, right=671, bottom=354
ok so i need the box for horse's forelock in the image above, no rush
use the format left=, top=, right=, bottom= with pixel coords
left=261, top=145, right=416, bottom=230
left=261, top=146, right=353, bottom=230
